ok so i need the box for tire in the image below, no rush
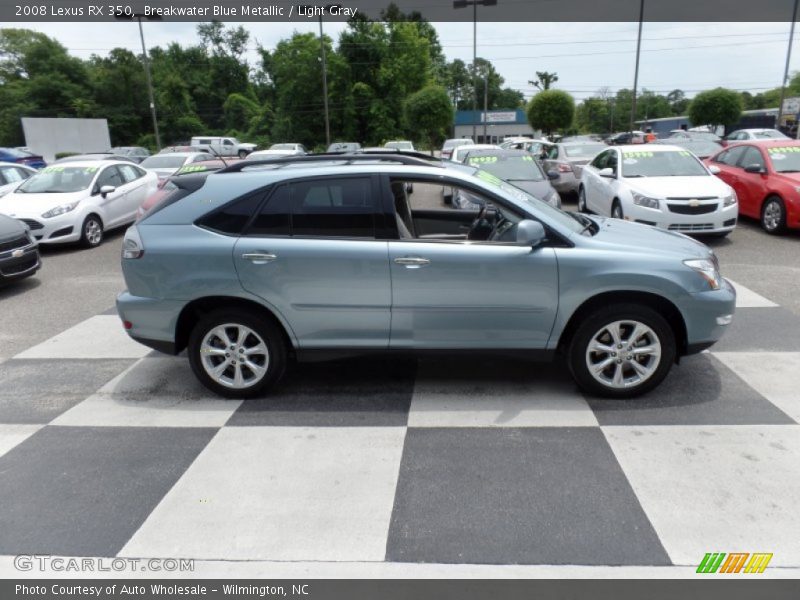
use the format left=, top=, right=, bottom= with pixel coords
left=611, top=200, right=624, bottom=220
left=567, top=303, right=676, bottom=399
left=761, top=196, right=786, bottom=234
left=80, top=214, right=104, bottom=248
left=188, top=309, right=287, bottom=399
left=577, top=186, right=588, bottom=213
left=238, top=150, right=248, bottom=159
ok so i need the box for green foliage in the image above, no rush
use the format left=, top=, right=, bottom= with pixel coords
left=529, top=71, right=558, bottom=91
left=689, top=87, right=743, bottom=130
left=404, top=85, right=453, bottom=153
left=527, top=89, right=575, bottom=135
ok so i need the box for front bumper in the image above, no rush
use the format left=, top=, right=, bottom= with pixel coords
left=15, top=212, right=82, bottom=244
left=680, top=277, right=736, bottom=354
left=626, top=201, right=738, bottom=234
left=0, top=243, right=40, bottom=282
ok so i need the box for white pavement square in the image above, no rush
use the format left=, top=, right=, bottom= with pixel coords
left=50, top=358, right=242, bottom=428
left=712, top=352, right=800, bottom=424
left=603, top=425, right=800, bottom=567
left=728, top=279, right=779, bottom=308
left=0, top=424, right=43, bottom=459
left=120, top=427, right=407, bottom=561
left=14, top=316, right=151, bottom=360
left=408, top=364, right=598, bottom=428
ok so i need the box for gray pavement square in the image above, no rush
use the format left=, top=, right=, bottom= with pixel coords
left=0, top=359, right=135, bottom=424
left=586, top=353, right=796, bottom=426
left=0, top=425, right=217, bottom=557
left=385, top=427, right=671, bottom=565
left=711, top=307, right=800, bottom=352
left=228, top=358, right=417, bottom=427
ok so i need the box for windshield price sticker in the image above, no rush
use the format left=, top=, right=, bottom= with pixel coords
left=768, top=147, right=799, bottom=154
left=622, top=150, right=654, bottom=158
left=83, top=166, right=98, bottom=172
left=42, top=166, right=65, bottom=173
left=678, top=151, right=691, bottom=156
left=176, top=165, right=209, bottom=174
left=468, top=156, right=498, bottom=164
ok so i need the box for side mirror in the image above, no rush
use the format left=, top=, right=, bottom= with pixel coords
left=546, top=170, right=560, bottom=180
left=744, top=164, right=765, bottom=174
left=599, top=167, right=616, bottom=178
left=100, top=185, right=116, bottom=198
left=516, top=219, right=546, bottom=247
left=708, top=165, right=721, bottom=175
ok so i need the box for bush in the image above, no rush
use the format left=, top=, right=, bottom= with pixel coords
left=527, top=89, right=575, bottom=136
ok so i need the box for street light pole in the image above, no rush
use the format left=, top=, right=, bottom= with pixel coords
left=135, top=15, right=161, bottom=150
left=777, top=0, right=799, bottom=137
left=319, top=14, right=331, bottom=147
left=454, top=0, right=497, bottom=141
left=630, top=0, right=644, bottom=135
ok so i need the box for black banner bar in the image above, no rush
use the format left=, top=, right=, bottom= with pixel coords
left=2, top=0, right=800, bottom=22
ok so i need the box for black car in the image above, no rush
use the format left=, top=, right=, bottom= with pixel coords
left=0, top=215, right=40, bottom=284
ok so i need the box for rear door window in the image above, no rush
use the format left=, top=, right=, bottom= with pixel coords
left=739, top=146, right=765, bottom=170
left=290, top=177, right=376, bottom=238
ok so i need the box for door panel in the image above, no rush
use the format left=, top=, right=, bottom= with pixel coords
left=388, top=241, right=559, bottom=349
left=235, top=238, right=392, bottom=348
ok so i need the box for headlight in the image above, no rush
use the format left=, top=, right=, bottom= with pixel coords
left=684, top=258, right=721, bottom=290
left=723, top=190, right=737, bottom=207
left=41, top=201, right=79, bottom=218
left=632, top=192, right=660, bottom=209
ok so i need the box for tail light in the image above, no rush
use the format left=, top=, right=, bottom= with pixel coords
left=557, top=163, right=573, bottom=173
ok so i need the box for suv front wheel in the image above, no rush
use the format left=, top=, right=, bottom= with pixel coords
left=568, top=303, right=676, bottom=399
left=188, top=309, right=287, bottom=399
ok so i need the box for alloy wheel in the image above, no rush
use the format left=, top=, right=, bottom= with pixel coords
left=763, top=200, right=783, bottom=232
left=585, top=320, right=662, bottom=389
left=84, top=219, right=103, bottom=246
left=200, top=323, right=270, bottom=389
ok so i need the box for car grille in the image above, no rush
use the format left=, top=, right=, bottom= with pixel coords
left=0, top=256, right=37, bottom=276
left=19, top=219, right=43, bottom=230
left=668, top=223, right=715, bottom=231
left=0, top=235, right=29, bottom=253
left=667, top=203, right=718, bottom=215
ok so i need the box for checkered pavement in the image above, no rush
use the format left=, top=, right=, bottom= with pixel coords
left=1, top=279, right=799, bottom=575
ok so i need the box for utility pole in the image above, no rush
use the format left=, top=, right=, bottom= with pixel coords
left=777, top=0, right=799, bottom=138
left=454, top=0, right=498, bottom=141
left=483, top=75, right=488, bottom=143
left=319, top=14, right=331, bottom=147
left=136, top=15, right=161, bottom=149
left=630, top=0, right=644, bottom=134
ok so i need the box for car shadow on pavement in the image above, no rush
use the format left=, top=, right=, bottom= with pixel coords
left=0, top=276, right=41, bottom=300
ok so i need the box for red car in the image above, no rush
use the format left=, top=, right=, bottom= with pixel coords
left=704, top=140, right=800, bottom=234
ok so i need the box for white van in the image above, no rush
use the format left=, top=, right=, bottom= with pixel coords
left=190, top=136, right=257, bottom=158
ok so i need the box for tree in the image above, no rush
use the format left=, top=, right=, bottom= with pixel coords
left=404, top=85, right=452, bottom=154
left=667, top=89, right=689, bottom=115
left=575, top=97, right=609, bottom=133
left=528, top=71, right=558, bottom=91
left=527, top=89, right=574, bottom=135
left=689, top=87, right=743, bottom=132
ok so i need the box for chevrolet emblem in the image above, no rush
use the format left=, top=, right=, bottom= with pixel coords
left=11, top=249, right=24, bottom=258
left=689, top=199, right=700, bottom=207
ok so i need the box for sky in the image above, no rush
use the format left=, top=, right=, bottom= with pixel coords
left=16, top=21, right=800, bottom=103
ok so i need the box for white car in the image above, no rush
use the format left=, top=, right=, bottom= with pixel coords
left=0, top=162, right=37, bottom=198
left=384, top=140, right=415, bottom=152
left=140, top=152, right=215, bottom=178
left=189, top=136, right=257, bottom=158
left=723, top=128, right=789, bottom=143
left=0, top=160, right=158, bottom=248
left=250, top=144, right=307, bottom=158
left=449, top=144, right=500, bottom=163
left=578, top=144, right=738, bottom=236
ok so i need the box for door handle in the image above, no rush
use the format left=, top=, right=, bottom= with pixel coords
left=242, top=252, right=277, bottom=263
left=394, top=256, right=430, bottom=268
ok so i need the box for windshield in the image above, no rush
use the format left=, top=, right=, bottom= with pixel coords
left=766, top=146, right=800, bottom=172
left=468, top=155, right=544, bottom=181
left=15, top=165, right=97, bottom=193
left=471, top=168, right=586, bottom=234
left=754, top=130, right=787, bottom=139
left=443, top=139, right=471, bottom=150
left=665, top=140, right=721, bottom=157
left=270, top=144, right=295, bottom=150
left=621, top=150, right=708, bottom=177
left=386, top=142, right=413, bottom=150
left=141, top=155, right=188, bottom=169
left=563, top=144, right=606, bottom=158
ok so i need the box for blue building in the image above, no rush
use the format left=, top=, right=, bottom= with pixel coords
left=453, top=109, right=537, bottom=144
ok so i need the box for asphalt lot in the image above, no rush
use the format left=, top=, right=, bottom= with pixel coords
left=1, top=198, right=799, bottom=576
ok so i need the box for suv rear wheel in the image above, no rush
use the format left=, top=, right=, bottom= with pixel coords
left=568, top=303, right=676, bottom=398
left=188, top=309, right=287, bottom=399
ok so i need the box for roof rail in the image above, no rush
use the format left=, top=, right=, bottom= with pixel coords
left=216, top=151, right=442, bottom=173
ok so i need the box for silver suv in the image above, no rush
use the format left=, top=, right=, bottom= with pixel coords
left=117, top=153, right=735, bottom=399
